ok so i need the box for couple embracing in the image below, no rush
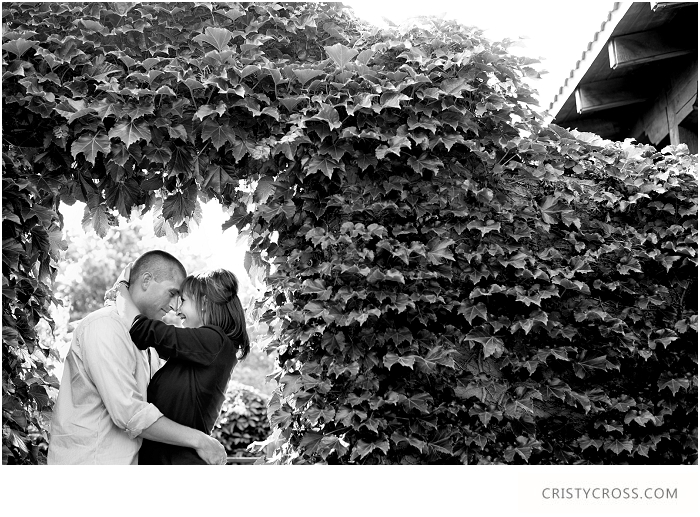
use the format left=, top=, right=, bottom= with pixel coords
left=47, top=250, right=250, bottom=465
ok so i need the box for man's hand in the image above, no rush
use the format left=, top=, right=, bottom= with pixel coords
left=140, top=418, right=228, bottom=464
left=195, top=434, right=227, bottom=465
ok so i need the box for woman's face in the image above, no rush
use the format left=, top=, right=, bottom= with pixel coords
left=177, top=291, right=203, bottom=328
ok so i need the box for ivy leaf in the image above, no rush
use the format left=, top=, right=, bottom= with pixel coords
left=278, top=95, right=307, bottom=111
left=162, top=185, right=197, bottom=225
left=539, top=195, right=566, bottom=224
left=383, top=352, right=417, bottom=370
left=2, top=239, right=23, bottom=270
left=351, top=439, right=390, bottom=460
left=390, top=432, right=426, bottom=453
left=200, top=118, right=236, bottom=150
left=269, top=408, right=292, bottom=429
left=604, top=439, right=633, bottom=455
left=254, top=176, right=276, bottom=203
left=90, top=98, right=122, bottom=120
left=81, top=204, right=110, bottom=238
left=470, top=407, right=502, bottom=426
left=309, top=105, right=341, bottom=130
left=356, top=154, right=378, bottom=171
left=144, top=145, right=172, bottom=165
left=2, top=38, right=38, bottom=57
left=167, top=143, right=194, bottom=176
left=54, top=98, right=97, bottom=124
left=193, top=27, right=234, bottom=52
left=194, top=104, right=224, bottom=121
left=105, top=177, right=141, bottom=218
left=319, top=141, right=350, bottom=160
left=155, top=85, right=177, bottom=96
left=465, top=329, right=505, bottom=358
left=262, top=106, right=280, bottom=121
left=454, top=383, right=486, bottom=402
left=568, top=391, right=592, bottom=412
left=202, top=165, right=234, bottom=192
left=292, top=68, right=325, bottom=85
left=576, top=355, right=610, bottom=376
left=635, top=443, right=651, bottom=458
left=403, top=393, right=433, bottom=414
left=108, top=120, right=152, bottom=147
left=416, top=346, right=456, bottom=372
left=70, top=131, right=110, bottom=165
left=467, top=219, right=501, bottom=236
left=561, top=211, right=581, bottom=229
left=426, top=237, right=455, bottom=264
left=577, top=435, right=603, bottom=451
left=122, top=101, right=154, bottom=120
left=384, top=327, right=413, bottom=346
left=325, top=43, right=358, bottom=69
left=408, top=154, right=444, bottom=174
left=440, top=77, right=475, bottom=96
left=379, top=92, right=410, bottom=110
left=458, top=301, right=488, bottom=325
left=658, top=377, right=690, bottom=396
left=306, top=155, right=341, bottom=179
left=184, top=78, right=205, bottom=90
left=167, top=124, right=188, bottom=141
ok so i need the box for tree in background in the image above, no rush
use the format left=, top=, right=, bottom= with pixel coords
left=57, top=212, right=154, bottom=320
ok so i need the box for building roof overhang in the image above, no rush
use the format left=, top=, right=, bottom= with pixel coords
left=546, top=2, right=698, bottom=141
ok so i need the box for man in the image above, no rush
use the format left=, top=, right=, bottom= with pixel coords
left=48, top=250, right=227, bottom=465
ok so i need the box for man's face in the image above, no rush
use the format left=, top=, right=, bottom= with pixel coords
left=138, top=271, right=185, bottom=320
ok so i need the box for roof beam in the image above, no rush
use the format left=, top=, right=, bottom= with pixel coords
left=608, top=27, right=695, bottom=69
left=651, top=2, right=698, bottom=12
left=575, top=77, right=649, bottom=114
left=546, top=2, right=635, bottom=121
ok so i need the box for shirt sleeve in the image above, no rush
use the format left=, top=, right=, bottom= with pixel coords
left=129, top=315, right=226, bottom=366
left=82, top=316, right=163, bottom=439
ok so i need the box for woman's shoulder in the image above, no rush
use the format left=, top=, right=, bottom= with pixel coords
left=199, top=324, right=232, bottom=341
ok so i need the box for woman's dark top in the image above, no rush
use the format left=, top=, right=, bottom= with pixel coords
left=129, top=315, right=238, bottom=465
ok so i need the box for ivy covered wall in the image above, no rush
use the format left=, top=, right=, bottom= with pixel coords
left=2, top=2, right=696, bottom=464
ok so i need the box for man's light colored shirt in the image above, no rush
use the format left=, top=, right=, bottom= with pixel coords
left=47, top=305, right=163, bottom=464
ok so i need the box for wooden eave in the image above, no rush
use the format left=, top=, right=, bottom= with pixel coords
left=546, top=2, right=697, bottom=140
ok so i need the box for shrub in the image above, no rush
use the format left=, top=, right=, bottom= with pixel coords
left=212, top=381, right=270, bottom=457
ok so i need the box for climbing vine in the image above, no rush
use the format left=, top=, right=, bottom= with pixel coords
left=2, top=2, right=696, bottom=464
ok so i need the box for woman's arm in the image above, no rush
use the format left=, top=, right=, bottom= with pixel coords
left=128, top=314, right=227, bottom=366
left=116, top=282, right=227, bottom=365
left=115, top=281, right=141, bottom=325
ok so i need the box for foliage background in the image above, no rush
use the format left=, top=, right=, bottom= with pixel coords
left=2, top=1, right=696, bottom=465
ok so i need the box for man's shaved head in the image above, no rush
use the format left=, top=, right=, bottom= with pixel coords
left=129, top=250, right=186, bottom=319
left=131, top=250, right=186, bottom=284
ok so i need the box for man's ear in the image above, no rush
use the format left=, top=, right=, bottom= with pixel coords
left=139, top=272, right=152, bottom=290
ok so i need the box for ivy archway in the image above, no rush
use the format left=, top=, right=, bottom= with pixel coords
left=3, top=2, right=697, bottom=465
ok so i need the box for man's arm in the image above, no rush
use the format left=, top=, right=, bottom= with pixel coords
left=140, top=417, right=226, bottom=465
left=81, top=315, right=226, bottom=464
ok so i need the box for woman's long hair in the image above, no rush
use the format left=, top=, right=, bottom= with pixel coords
left=180, top=269, right=250, bottom=360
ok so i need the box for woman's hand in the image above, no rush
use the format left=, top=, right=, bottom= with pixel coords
left=195, top=434, right=228, bottom=465
left=104, top=262, right=134, bottom=305
left=116, top=279, right=141, bottom=325
left=116, top=262, right=132, bottom=284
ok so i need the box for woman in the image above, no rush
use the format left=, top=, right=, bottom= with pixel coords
left=116, top=268, right=250, bottom=464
